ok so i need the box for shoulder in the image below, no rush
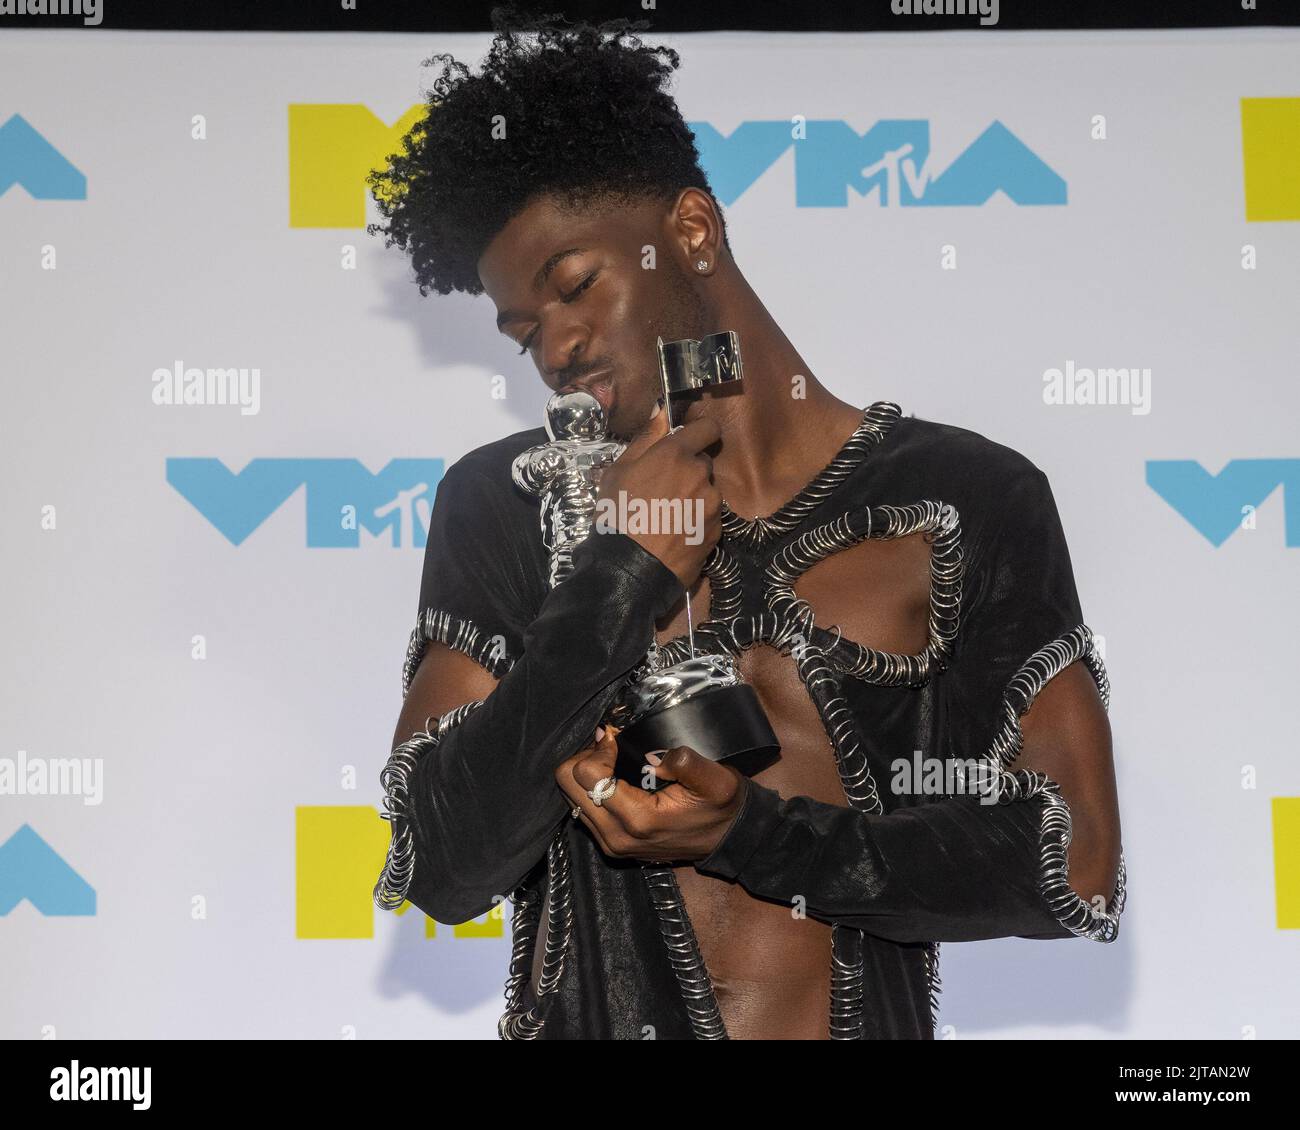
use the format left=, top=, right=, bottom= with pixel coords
left=419, top=426, right=550, bottom=624
left=887, top=412, right=1045, bottom=487
left=429, top=426, right=549, bottom=530
left=439, top=426, right=548, bottom=494
left=423, top=425, right=548, bottom=557
left=875, top=410, right=1055, bottom=543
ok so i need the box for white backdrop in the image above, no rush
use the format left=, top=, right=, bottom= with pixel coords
left=2, top=26, right=1298, bottom=1040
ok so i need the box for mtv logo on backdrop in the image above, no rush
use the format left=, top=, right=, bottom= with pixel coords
left=1146, top=458, right=1300, bottom=546
left=166, top=457, right=444, bottom=547
left=288, top=104, right=1064, bottom=227
left=0, top=113, right=86, bottom=200
left=692, top=118, right=1066, bottom=207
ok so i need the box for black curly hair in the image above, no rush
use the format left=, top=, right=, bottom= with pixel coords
left=367, top=5, right=729, bottom=297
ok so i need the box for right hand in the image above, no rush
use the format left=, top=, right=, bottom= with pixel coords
left=596, top=405, right=722, bottom=588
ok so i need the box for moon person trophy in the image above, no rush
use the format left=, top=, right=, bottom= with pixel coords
left=511, top=331, right=781, bottom=791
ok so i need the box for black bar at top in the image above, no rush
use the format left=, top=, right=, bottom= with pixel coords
left=0, top=0, right=1296, bottom=34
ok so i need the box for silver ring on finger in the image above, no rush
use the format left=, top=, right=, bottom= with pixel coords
left=587, top=776, right=618, bottom=807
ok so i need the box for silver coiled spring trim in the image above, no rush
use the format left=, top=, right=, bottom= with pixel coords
left=979, top=625, right=1127, bottom=943
left=498, top=867, right=546, bottom=1039
left=642, top=492, right=960, bottom=1038
left=830, top=925, right=865, bottom=1040
left=375, top=610, right=514, bottom=912
left=764, top=500, right=963, bottom=688
left=796, top=643, right=883, bottom=815
left=720, top=401, right=903, bottom=548
left=499, top=827, right=576, bottom=1039
left=794, top=640, right=882, bottom=1039
left=701, top=543, right=742, bottom=621
left=374, top=700, right=481, bottom=912
left=641, top=867, right=729, bottom=1039
left=923, top=941, right=942, bottom=1030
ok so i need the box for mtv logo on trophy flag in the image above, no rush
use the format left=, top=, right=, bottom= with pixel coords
left=288, top=105, right=1064, bottom=227
left=166, top=457, right=444, bottom=547
left=0, top=114, right=86, bottom=200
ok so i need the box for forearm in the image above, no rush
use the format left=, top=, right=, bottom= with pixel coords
left=393, top=532, right=682, bottom=925
left=694, top=769, right=1124, bottom=945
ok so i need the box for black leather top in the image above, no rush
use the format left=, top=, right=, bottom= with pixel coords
left=397, top=402, right=1122, bottom=1039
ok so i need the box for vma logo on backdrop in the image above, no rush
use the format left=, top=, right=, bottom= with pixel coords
left=287, top=104, right=1064, bottom=226
left=166, top=458, right=444, bottom=547
left=1146, top=458, right=1300, bottom=547
left=693, top=117, right=1065, bottom=207
left=0, top=825, right=96, bottom=916
left=1241, top=97, right=1300, bottom=222
left=296, top=806, right=504, bottom=938
left=0, top=113, right=86, bottom=200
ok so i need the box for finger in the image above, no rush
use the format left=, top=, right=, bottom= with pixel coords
left=569, top=728, right=619, bottom=787
left=647, top=745, right=732, bottom=798
left=554, top=750, right=585, bottom=792
left=617, top=396, right=672, bottom=461
left=569, top=734, right=660, bottom=830
left=663, top=414, right=722, bottom=455
left=555, top=725, right=601, bottom=786
left=555, top=735, right=607, bottom=802
left=573, top=805, right=619, bottom=856
left=553, top=724, right=609, bottom=786
left=555, top=745, right=624, bottom=852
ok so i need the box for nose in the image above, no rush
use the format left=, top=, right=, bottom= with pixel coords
left=538, top=316, right=592, bottom=390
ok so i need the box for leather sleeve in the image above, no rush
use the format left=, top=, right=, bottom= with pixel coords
left=381, top=462, right=684, bottom=926
left=694, top=769, right=1086, bottom=944
left=695, top=461, right=1126, bottom=946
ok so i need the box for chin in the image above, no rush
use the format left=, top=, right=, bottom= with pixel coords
left=606, top=394, right=651, bottom=442
left=608, top=416, right=638, bottom=444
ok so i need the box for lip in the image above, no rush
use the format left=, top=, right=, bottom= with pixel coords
left=561, top=370, right=615, bottom=415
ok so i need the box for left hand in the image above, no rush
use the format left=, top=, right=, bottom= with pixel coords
left=556, top=726, right=746, bottom=864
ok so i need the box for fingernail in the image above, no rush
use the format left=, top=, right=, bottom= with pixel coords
left=645, top=752, right=662, bottom=766
left=594, top=726, right=606, bottom=743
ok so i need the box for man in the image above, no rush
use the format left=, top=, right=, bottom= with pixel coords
left=371, top=10, right=1126, bottom=1040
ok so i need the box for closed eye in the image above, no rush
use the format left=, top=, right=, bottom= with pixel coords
left=516, top=271, right=599, bottom=354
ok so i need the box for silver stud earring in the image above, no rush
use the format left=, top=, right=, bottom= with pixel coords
left=696, top=259, right=709, bottom=271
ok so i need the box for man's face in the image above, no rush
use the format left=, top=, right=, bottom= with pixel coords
left=478, top=192, right=710, bottom=442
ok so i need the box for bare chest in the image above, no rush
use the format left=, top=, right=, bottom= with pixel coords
left=653, top=528, right=934, bottom=817
left=647, top=531, right=935, bottom=1038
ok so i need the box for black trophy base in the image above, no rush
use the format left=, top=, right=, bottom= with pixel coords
left=613, top=683, right=781, bottom=792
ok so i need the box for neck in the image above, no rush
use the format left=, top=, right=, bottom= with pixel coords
left=679, top=266, right=868, bottom=516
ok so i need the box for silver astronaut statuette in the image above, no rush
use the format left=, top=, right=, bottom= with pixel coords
left=511, top=330, right=780, bottom=789
left=511, top=389, right=626, bottom=588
